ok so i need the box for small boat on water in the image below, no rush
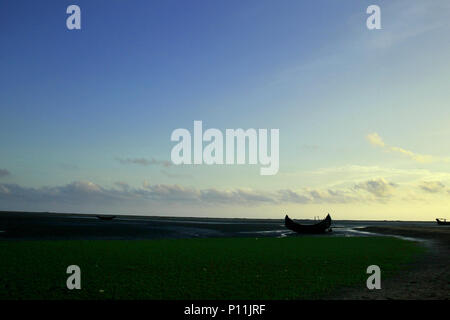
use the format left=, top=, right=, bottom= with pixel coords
left=285, top=214, right=332, bottom=234
left=436, top=218, right=450, bottom=226
left=96, top=215, right=116, bottom=221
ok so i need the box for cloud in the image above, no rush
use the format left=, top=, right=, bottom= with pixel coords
left=419, top=181, right=445, bottom=193
left=114, top=181, right=130, bottom=191
left=116, top=157, right=172, bottom=167
left=388, top=146, right=434, bottom=163
left=1, top=175, right=448, bottom=212
left=143, top=184, right=200, bottom=202
left=278, top=189, right=310, bottom=204
left=0, top=181, right=279, bottom=208
left=0, top=181, right=360, bottom=209
left=201, top=188, right=276, bottom=205
left=354, top=178, right=397, bottom=198
left=366, top=133, right=385, bottom=147
left=0, top=169, right=11, bottom=178
left=278, top=188, right=357, bottom=204
left=308, top=165, right=450, bottom=186
left=0, top=181, right=109, bottom=205
left=366, top=132, right=446, bottom=163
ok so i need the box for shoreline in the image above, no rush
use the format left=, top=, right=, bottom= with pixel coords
left=333, top=225, right=450, bottom=300
left=0, top=210, right=440, bottom=223
left=360, top=225, right=450, bottom=248
left=0, top=210, right=442, bottom=241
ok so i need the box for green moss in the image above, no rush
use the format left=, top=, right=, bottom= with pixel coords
left=0, top=237, right=424, bottom=299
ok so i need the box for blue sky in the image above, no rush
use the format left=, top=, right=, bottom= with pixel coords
left=1, top=0, right=450, bottom=219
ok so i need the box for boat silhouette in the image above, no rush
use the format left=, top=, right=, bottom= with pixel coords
left=285, top=214, right=332, bottom=234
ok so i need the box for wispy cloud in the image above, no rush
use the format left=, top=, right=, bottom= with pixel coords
left=354, top=178, right=397, bottom=198
left=419, top=181, right=446, bottom=193
left=116, top=157, right=172, bottom=168
left=366, top=133, right=448, bottom=163
left=366, top=133, right=385, bottom=148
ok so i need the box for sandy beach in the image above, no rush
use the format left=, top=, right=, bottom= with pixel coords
left=333, top=225, right=450, bottom=300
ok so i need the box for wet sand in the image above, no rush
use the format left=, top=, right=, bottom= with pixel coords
left=333, top=225, right=450, bottom=300
left=0, top=211, right=439, bottom=241
left=361, top=225, right=450, bottom=248
left=0, top=211, right=290, bottom=240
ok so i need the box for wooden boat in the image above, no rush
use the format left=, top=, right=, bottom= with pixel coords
left=436, top=218, right=450, bottom=226
left=96, top=215, right=116, bottom=221
left=285, top=214, right=332, bottom=234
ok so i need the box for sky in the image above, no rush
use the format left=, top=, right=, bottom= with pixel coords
left=1, top=0, right=450, bottom=220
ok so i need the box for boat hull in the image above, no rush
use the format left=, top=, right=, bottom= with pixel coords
left=285, top=214, right=332, bottom=234
left=96, top=215, right=116, bottom=221
left=436, top=219, right=450, bottom=226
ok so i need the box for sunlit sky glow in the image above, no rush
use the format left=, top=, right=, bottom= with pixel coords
left=1, top=0, right=450, bottom=220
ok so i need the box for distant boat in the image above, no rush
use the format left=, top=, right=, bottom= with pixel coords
left=96, top=215, right=116, bottom=221
left=285, top=214, right=332, bottom=234
left=436, top=218, right=450, bottom=226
